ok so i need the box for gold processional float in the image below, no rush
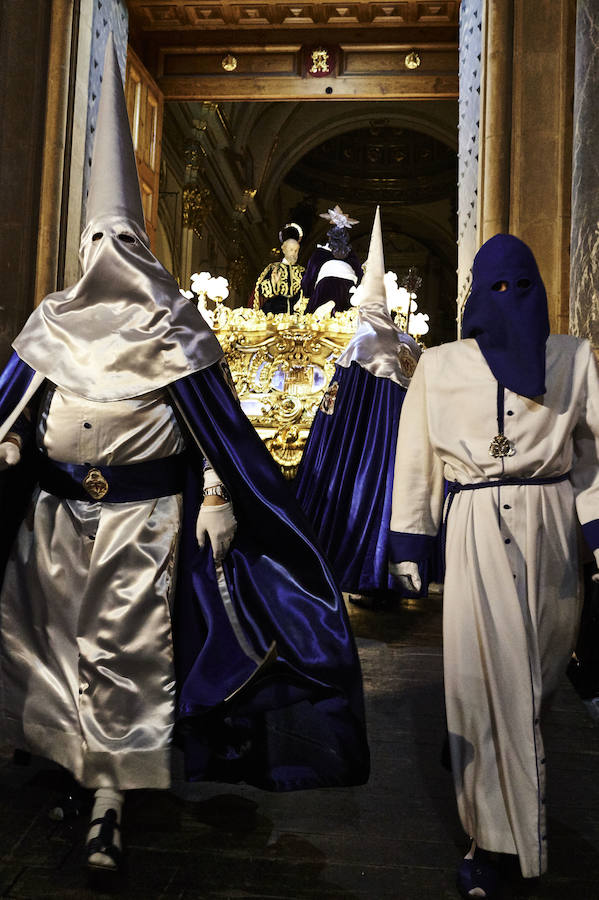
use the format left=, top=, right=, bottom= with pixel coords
left=181, top=270, right=429, bottom=479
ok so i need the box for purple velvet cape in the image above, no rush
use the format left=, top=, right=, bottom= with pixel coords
left=302, top=247, right=363, bottom=314
left=0, top=352, right=370, bottom=792
left=294, top=362, right=426, bottom=595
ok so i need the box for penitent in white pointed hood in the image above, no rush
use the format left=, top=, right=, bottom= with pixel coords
left=86, top=33, right=146, bottom=231
left=355, top=206, right=387, bottom=310
left=13, top=34, right=222, bottom=401
left=336, top=207, right=421, bottom=388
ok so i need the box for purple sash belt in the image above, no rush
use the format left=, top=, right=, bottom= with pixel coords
left=442, top=471, right=571, bottom=564
left=38, top=452, right=186, bottom=502
left=446, top=471, right=570, bottom=496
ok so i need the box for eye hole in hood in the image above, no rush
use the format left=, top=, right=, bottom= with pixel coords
left=118, top=233, right=135, bottom=244
left=92, top=232, right=103, bottom=241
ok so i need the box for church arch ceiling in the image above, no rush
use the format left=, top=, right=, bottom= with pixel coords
left=284, top=124, right=457, bottom=206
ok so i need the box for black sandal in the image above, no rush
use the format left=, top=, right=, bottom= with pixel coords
left=86, top=808, right=122, bottom=871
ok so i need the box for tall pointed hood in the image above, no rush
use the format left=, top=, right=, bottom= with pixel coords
left=86, top=33, right=145, bottom=230
left=13, top=34, right=222, bottom=402
left=357, top=206, right=387, bottom=310
left=336, top=207, right=420, bottom=388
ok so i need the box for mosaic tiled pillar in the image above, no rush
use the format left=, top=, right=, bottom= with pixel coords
left=80, top=0, right=128, bottom=228
left=457, top=0, right=483, bottom=323
left=570, top=0, right=599, bottom=345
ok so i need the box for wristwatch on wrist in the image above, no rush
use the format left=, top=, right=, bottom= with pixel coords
left=203, top=483, right=230, bottom=502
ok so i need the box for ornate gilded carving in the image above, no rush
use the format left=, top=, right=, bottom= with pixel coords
left=182, top=185, right=212, bottom=237
left=310, top=48, right=331, bottom=74
left=221, top=54, right=238, bottom=71
left=211, top=305, right=357, bottom=478
left=405, top=50, right=421, bottom=69
left=234, top=188, right=257, bottom=215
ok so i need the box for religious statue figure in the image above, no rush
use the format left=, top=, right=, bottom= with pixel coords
left=253, top=223, right=305, bottom=315
left=302, top=205, right=363, bottom=315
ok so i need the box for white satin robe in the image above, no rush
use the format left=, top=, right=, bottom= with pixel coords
left=0, top=385, right=185, bottom=789
left=390, top=335, right=599, bottom=878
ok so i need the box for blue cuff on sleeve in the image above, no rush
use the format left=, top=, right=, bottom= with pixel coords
left=388, top=530, right=436, bottom=563
left=582, top=519, right=599, bottom=552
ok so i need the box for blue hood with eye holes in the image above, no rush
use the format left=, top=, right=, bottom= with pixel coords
left=461, top=233, right=550, bottom=398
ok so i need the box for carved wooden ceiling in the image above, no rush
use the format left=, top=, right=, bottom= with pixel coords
left=128, top=2, right=459, bottom=31
left=127, top=1, right=459, bottom=100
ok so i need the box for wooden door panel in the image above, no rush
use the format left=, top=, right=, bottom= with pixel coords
left=125, top=45, right=163, bottom=251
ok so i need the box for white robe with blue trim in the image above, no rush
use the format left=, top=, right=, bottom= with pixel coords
left=390, top=334, right=599, bottom=878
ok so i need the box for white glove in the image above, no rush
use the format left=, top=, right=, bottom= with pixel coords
left=593, top=549, right=599, bottom=583
left=0, top=440, right=21, bottom=471
left=389, top=560, right=422, bottom=593
left=196, top=502, right=237, bottom=563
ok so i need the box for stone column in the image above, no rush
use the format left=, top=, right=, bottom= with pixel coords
left=509, top=0, right=575, bottom=334
left=464, top=0, right=575, bottom=334
left=478, top=0, right=513, bottom=242
left=570, top=0, right=599, bottom=346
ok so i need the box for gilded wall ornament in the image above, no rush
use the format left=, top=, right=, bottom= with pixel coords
left=182, top=185, right=212, bottom=237
left=305, top=45, right=337, bottom=77
left=310, top=48, right=330, bottom=74
left=405, top=50, right=421, bottom=69
left=221, top=54, right=238, bottom=71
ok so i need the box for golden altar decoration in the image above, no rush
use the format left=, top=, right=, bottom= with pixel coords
left=212, top=299, right=357, bottom=478
left=182, top=269, right=429, bottom=479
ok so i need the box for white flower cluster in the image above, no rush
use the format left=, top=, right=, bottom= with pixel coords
left=384, top=271, right=430, bottom=337
left=180, top=271, right=230, bottom=327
